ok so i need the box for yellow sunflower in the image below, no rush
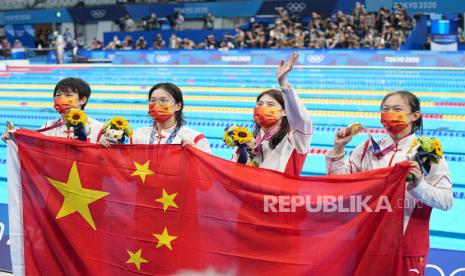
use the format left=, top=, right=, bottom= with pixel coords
left=430, top=138, right=443, bottom=157
left=232, top=126, right=254, bottom=144
left=224, top=135, right=235, bottom=147
left=223, top=126, right=235, bottom=146
left=110, top=116, right=129, bottom=130
left=410, top=138, right=418, bottom=149
left=65, top=109, right=87, bottom=125
left=431, top=138, right=441, bottom=149
left=223, top=127, right=231, bottom=142
left=125, top=124, right=133, bottom=137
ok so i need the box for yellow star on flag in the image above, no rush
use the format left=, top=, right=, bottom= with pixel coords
left=131, top=160, right=154, bottom=183
left=155, top=189, right=178, bottom=212
left=153, top=227, right=177, bottom=251
left=46, top=161, right=110, bottom=230
left=126, top=248, right=148, bottom=271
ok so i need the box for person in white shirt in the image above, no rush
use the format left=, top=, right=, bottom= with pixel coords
left=236, top=53, right=312, bottom=175
left=40, top=78, right=102, bottom=143
left=325, top=91, right=453, bottom=275
left=2, top=78, right=103, bottom=143
left=53, top=31, right=65, bottom=64
left=100, top=83, right=210, bottom=153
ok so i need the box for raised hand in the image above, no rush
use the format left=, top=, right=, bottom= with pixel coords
left=99, top=137, right=115, bottom=148
left=277, top=52, right=299, bottom=87
left=1, top=130, right=10, bottom=142
left=333, top=127, right=354, bottom=155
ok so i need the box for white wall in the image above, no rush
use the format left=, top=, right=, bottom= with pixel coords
left=220, top=18, right=247, bottom=29
left=83, top=21, right=113, bottom=47
left=84, top=23, right=98, bottom=47
left=183, top=20, right=206, bottom=30
left=96, top=21, right=113, bottom=43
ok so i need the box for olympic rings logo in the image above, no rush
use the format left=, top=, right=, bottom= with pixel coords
left=426, top=264, right=465, bottom=276
left=306, top=55, right=325, bottom=64
left=155, top=55, right=171, bottom=63
left=90, top=9, right=106, bottom=19
left=286, top=2, right=306, bottom=13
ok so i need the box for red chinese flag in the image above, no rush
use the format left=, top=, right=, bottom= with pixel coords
left=8, top=130, right=407, bottom=275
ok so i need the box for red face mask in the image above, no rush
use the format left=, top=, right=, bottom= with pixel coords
left=148, top=103, right=175, bottom=123
left=54, top=97, right=77, bottom=114
left=253, top=106, right=280, bottom=128
left=381, top=111, right=409, bottom=134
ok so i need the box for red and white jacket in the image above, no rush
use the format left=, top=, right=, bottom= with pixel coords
left=40, top=117, right=103, bottom=144
left=253, top=86, right=313, bottom=176
left=326, top=133, right=453, bottom=256
left=132, top=124, right=211, bottom=153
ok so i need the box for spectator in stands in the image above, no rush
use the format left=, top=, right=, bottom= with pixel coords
left=152, top=33, right=166, bottom=49
left=120, top=15, right=136, bottom=32
left=352, top=2, right=366, bottom=18
left=35, top=29, right=47, bottom=49
left=46, top=30, right=55, bottom=47
left=276, top=7, right=290, bottom=24
left=346, top=26, right=361, bottom=48
left=293, top=25, right=305, bottom=48
left=458, top=27, right=465, bottom=43
left=204, top=12, right=215, bottom=30
left=256, top=30, right=267, bottom=48
left=126, top=15, right=136, bottom=32
left=53, top=31, right=65, bottom=64
left=245, top=31, right=256, bottom=48
left=71, top=40, right=88, bottom=63
left=169, top=34, right=181, bottom=49
left=361, top=28, right=376, bottom=48
left=122, top=35, right=133, bottom=50
left=90, top=38, right=103, bottom=50
left=374, top=36, right=386, bottom=49
left=390, top=30, right=404, bottom=50
left=72, top=40, right=79, bottom=58
left=63, top=28, right=73, bottom=50
left=105, top=36, right=122, bottom=50
left=0, top=38, right=11, bottom=58
left=219, top=41, right=229, bottom=51
left=382, top=23, right=394, bottom=47
left=143, top=12, right=160, bottom=31
left=423, top=35, right=432, bottom=50
left=182, top=38, right=195, bottom=50
left=171, top=11, right=184, bottom=31
left=94, top=2, right=414, bottom=52
left=76, top=33, right=86, bottom=49
left=135, top=36, right=148, bottom=50
left=13, top=39, right=23, bottom=49
left=114, top=36, right=122, bottom=49
left=205, top=34, right=217, bottom=50
left=223, top=35, right=236, bottom=49
left=393, top=3, right=405, bottom=13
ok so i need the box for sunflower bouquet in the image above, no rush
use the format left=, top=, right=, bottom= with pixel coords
left=224, top=125, right=255, bottom=164
left=64, top=108, right=88, bottom=141
left=102, top=116, right=133, bottom=144
left=406, top=137, right=443, bottom=181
